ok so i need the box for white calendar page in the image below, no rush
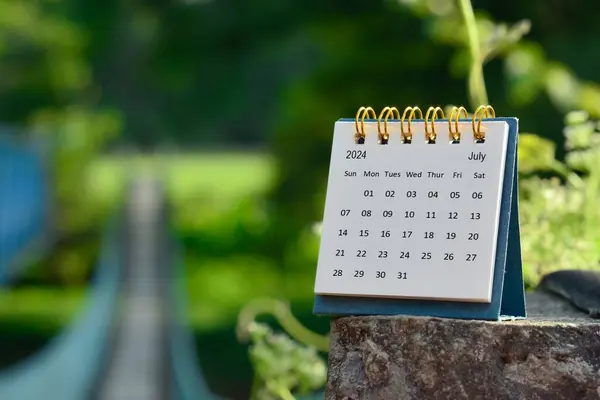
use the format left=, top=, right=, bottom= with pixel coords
left=314, top=120, right=509, bottom=303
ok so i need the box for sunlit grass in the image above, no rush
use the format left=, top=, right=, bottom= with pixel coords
left=86, top=156, right=128, bottom=209
left=0, top=287, right=87, bottom=328
left=87, top=151, right=274, bottom=209
left=156, top=152, right=274, bottom=202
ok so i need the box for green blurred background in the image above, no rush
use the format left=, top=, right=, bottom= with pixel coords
left=1, top=0, right=600, bottom=398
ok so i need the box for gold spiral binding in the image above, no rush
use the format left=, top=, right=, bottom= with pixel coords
left=448, top=106, right=468, bottom=143
left=472, top=105, right=496, bottom=142
left=377, top=107, right=391, bottom=144
left=355, top=106, right=376, bottom=143
left=377, top=106, right=400, bottom=144
left=425, top=106, right=445, bottom=143
left=400, top=106, right=422, bottom=143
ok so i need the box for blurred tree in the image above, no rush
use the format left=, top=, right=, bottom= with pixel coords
left=51, top=0, right=598, bottom=149
left=399, top=0, right=600, bottom=148
left=0, top=1, right=90, bottom=121
left=2, top=0, right=589, bottom=149
left=0, top=0, right=122, bottom=285
left=3, top=0, right=596, bottom=149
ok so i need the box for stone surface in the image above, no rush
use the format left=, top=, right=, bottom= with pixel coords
left=325, top=292, right=600, bottom=400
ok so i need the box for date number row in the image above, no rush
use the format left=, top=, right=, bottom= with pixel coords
left=335, top=249, right=478, bottom=262
left=362, top=190, right=484, bottom=200
left=340, top=209, right=482, bottom=220
left=338, top=229, right=480, bottom=240
left=332, top=269, right=407, bottom=279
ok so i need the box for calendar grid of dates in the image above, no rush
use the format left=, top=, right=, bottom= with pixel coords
left=332, top=188, right=485, bottom=281
left=314, top=120, right=510, bottom=303
left=318, top=182, right=500, bottom=302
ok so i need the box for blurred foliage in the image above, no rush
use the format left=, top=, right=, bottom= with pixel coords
left=400, top=0, right=600, bottom=116
left=0, top=0, right=90, bottom=113
left=0, top=0, right=122, bottom=285
left=237, top=299, right=328, bottom=400
left=31, top=107, right=121, bottom=232
left=31, top=107, right=120, bottom=285
left=63, top=0, right=600, bottom=147
left=519, top=111, right=600, bottom=287
left=0, top=287, right=85, bottom=327
left=241, top=322, right=326, bottom=400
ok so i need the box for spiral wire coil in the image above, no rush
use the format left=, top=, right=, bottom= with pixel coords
left=354, top=105, right=497, bottom=144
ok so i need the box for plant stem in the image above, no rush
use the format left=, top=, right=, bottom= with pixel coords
left=237, top=298, right=330, bottom=352
left=273, top=386, right=296, bottom=400
left=584, top=162, right=600, bottom=238
left=549, top=161, right=584, bottom=189
left=457, top=0, right=488, bottom=107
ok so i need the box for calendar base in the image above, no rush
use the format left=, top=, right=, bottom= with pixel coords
left=325, top=291, right=599, bottom=400
left=313, top=293, right=522, bottom=321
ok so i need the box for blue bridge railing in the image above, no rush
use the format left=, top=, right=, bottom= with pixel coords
left=0, top=130, right=50, bottom=285
left=0, top=218, right=121, bottom=400
left=167, top=226, right=224, bottom=400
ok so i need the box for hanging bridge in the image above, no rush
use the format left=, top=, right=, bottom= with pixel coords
left=0, top=129, right=325, bottom=400
left=0, top=131, right=221, bottom=400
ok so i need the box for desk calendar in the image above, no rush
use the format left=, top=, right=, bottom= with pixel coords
left=313, top=105, right=526, bottom=321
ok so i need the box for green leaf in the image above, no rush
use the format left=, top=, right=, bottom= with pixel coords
left=544, top=63, right=581, bottom=110
left=564, top=110, right=589, bottom=126
left=565, top=148, right=600, bottom=173
left=504, top=42, right=546, bottom=106
left=482, top=19, right=531, bottom=62
left=563, top=121, right=595, bottom=150
left=518, top=133, right=556, bottom=173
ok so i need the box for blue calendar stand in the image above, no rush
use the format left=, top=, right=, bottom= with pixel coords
left=313, top=118, right=526, bottom=321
